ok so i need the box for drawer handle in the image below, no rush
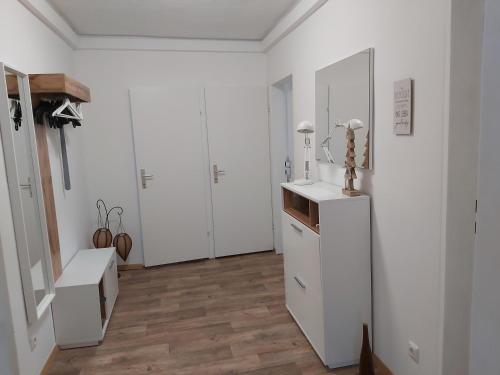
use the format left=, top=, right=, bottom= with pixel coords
left=290, top=223, right=303, bottom=233
left=294, top=276, right=306, bottom=289
left=108, top=259, right=115, bottom=270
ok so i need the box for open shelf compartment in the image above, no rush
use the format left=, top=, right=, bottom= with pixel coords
left=282, top=187, right=319, bottom=233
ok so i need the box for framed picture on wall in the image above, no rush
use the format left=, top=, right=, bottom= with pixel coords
left=393, top=78, right=413, bottom=135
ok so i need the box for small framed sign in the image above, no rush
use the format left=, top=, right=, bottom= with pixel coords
left=393, top=78, right=413, bottom=135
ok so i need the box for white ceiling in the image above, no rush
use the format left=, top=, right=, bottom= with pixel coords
left=48, top=0, right=300, bottom=40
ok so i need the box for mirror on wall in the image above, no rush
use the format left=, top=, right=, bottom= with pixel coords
left=0, top=64, right=54, bottom=323
left=315, top=48, right=374, bottom=169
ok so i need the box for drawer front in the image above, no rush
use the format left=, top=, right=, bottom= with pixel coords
left=282, top=212, right=322, bottom=293
left=282, top=212, right=325, bottom=358
left=285, top=270, right=326, bottom=359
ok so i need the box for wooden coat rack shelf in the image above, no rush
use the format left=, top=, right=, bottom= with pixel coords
left=7, top=74, right=91, bottom=103
left=8, top=74, right=91, bottom=280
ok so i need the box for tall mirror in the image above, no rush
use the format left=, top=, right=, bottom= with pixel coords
left=315, top=48, right=374, bottom=169
left=0, top=63, right=54, bottom=323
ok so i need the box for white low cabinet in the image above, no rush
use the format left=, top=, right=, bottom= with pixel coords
left=281, top=182, right=371, bottom=368
left=52, top=248, right=119, bottom=349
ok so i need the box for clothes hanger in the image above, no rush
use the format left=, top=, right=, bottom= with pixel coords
left=52, top=98, right=83, bottom=120
left=52, top=98, right=77, bottom=117
left=34, top=99, right=82, bottom=129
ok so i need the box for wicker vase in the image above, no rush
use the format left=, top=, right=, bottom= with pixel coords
left=93, top=228, right=113, bottom=248
left=113, top=232, right=132, bottom=261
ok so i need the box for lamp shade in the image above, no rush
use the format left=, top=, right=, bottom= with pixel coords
left=297, top=121, right=314, bottom=134
left=347, top=119, right=364, bottom=130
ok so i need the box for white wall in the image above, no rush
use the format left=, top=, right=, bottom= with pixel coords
left=0, top=0, right=89, bottom=373
left=266, top=1, right=452, bottom=374
left=74, top=50, right=267, bottom=265
left=469, top=0, right=500, bottom=373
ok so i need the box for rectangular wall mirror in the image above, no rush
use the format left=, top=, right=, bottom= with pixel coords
left=315, top=48, right=374, bottom=169
left=0, top=63, right=55, bottom=323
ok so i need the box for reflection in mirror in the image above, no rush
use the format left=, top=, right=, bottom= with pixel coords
left=1, top=65, right=54, bottom=323
left=315, top=49, right=374, bottom=169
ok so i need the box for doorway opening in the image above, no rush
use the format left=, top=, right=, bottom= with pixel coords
left=269, top=75, right=294, bottom=254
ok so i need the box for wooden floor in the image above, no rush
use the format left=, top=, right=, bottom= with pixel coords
left=49, top=252, right=359, bottom=375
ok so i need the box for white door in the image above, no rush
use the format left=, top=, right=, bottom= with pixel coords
left=205, top=86, right=274, bottom=257
left=130, top=87, right=211, bottom=267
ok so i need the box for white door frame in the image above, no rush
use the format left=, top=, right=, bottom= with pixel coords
left=205, top=85, right=274, bottom=257
left=269, top=75, right=294, bottom=254
left=200, top=88, right=216, bottom=259
left=130, top=86, right=214, bottom=266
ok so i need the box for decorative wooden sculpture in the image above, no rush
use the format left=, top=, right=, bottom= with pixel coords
left=359, top=324, right=375, bottom=375
left=113, top=211, right=133, bottom=261
left=343, top=128, right=361, bottom=196
left=362, top=130, right=370, bottom=169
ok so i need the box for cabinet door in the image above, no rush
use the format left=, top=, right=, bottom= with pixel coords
left=103, top=255, right=118, bottom=316
left=282, top=212, right=326, bottom=359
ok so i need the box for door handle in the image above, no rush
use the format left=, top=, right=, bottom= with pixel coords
left=19, top=177, right=33, bottom=197
left=294, top=276, right=306, bottom=289
left=290, top=223, right=303, bottom=233
left=141, top=169, right=154, bottom=189
left=213, top=164, right=226, bottom=184
left=285, top=158, right=291, bottom=182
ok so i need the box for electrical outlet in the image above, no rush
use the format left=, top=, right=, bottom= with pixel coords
left=409, top=340, right=419, bottom=363
left=29, top=335, right=38, bottom=351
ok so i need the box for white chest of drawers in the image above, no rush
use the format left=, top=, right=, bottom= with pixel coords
left=281, top=182, right=371, bottom=368
left=52, top=248, right=119, bottom=349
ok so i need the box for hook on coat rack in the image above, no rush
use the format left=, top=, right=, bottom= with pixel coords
left=9, top=99, right=22, bottom=131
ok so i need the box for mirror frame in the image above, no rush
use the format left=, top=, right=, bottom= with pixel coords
left=0, top=63, right=55, bottom=324
left=315, top=48, right=374, bottom=169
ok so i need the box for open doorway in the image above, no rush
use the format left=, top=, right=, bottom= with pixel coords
left=269, top=75, right=294, bottom=254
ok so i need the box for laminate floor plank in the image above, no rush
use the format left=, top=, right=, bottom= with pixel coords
left=49, top=252, right=359, bottom=375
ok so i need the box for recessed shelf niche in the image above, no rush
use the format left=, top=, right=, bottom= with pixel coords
left=282, top=187, right=319, bottom=233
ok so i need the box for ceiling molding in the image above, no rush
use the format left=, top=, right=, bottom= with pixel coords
left=18, top=0, right=80, bottom=49
left=78, top=36, right=263, bottom=54
left=261, top=0, right=328, bottom=52
left=18, top=0, right=326, bottom=53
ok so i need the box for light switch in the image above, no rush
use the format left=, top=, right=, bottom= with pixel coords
left=409, top=340, right=419, bottom=363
